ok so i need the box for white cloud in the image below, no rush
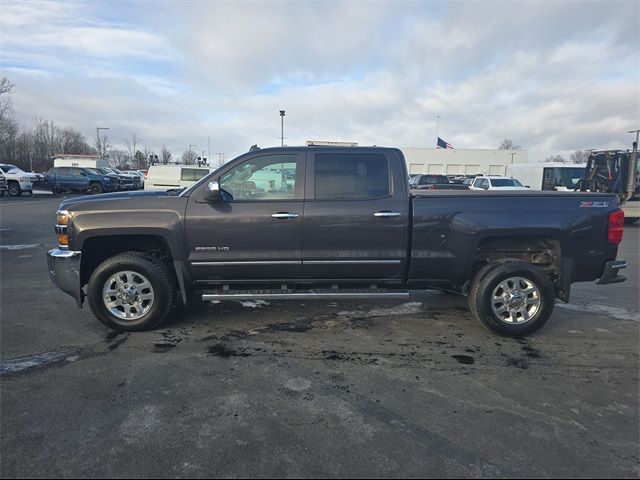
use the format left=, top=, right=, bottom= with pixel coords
left=2, top=0, right=639, bottom=162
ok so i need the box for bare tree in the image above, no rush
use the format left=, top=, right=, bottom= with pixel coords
left=161, top=145, right=172, bottom=164
left=499, top=139, right=522, bottom=150
left=125, top=131, right=139, bottom=167
left=544, top=155, right=566, bottom=163
left=0, top=77, right=15, bottom=125
left=181, top=150, right=198, bottom=165
left=108, top=149, right=130, bottom=168
left=570, top=150, right=589, bottom=164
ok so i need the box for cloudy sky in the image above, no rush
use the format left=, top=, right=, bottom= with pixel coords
left=1, top=0, right=638, bottom=161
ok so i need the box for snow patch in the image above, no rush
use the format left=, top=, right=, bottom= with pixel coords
left=557, top=302, right=640, bottom=321
left=236, top=300, right=270, bottom=308
left=0, top=244, right=39, bottom=250
left=337, top=301, right=424, bottom=319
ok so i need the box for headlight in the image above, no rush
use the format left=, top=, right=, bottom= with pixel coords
left=20, top=177, right=29, bottom=182
left=56, top=210, right=69, bottom=248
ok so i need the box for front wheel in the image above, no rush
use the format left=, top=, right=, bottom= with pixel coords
left=469, top=263, right=555, bottom=336
left=89, top=183, right=103, bottom=194
left=87, top=252, right=176, bottom=331
left=7, top=182, right=21, bottom=197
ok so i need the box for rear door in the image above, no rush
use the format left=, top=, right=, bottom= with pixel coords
left=302, top=150, right=407, bottom=281
left=185, top=151, right=305, bottom=281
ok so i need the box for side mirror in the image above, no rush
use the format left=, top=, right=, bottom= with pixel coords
left=204, top=180, right=220, bottom=201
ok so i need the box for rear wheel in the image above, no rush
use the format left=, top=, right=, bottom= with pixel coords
left=87, top=252, right=176, bottom=331
left=469, top=263, right=555, bottom=336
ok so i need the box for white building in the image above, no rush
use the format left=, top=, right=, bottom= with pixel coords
left=402, top=148, right=528, bottom=176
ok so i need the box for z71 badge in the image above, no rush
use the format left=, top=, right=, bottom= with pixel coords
left=580, top=201, right=609, bottom=208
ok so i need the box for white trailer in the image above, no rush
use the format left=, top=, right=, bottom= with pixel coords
left=506, top=163, right=587, bottom=191
left=53, top=155, right=108, bottom=169
left=402, top=148, right=527, bottom=177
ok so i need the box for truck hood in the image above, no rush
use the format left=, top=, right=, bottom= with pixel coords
left=59, top=189, right=184, bottom=210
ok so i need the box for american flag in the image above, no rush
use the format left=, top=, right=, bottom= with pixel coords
left=437, top=137, right=453, bottom=149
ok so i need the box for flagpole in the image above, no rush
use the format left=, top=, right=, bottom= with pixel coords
left=435, top=115, right=440, bottom=147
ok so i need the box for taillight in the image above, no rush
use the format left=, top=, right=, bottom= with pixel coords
left=608, top=210, right=624, bottom=245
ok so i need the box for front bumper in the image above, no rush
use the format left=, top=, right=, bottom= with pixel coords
left=47, top=248, right=83, bottom=307
left=597, top=260, right=627, bottom=285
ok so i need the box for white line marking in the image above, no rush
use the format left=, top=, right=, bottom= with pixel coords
left=557, top=302, right=640, bottom=321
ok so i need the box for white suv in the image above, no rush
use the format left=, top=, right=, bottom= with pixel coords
left=469, top=176, right=529, bottom=191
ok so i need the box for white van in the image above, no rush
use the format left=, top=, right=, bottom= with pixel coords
left=145, top=165, right=213, bottom=191
left=506, top=163, right=586, bottom=191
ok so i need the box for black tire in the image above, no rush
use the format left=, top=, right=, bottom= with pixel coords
left=469, top=263, right=555, bottom=336
left=87, top=252, right=176, bottom=331
left=89, top=182, right=103, bottom=195
left=7, top=181, right=21, bottom=197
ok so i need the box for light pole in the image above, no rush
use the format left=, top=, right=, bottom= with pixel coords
left=96, top=127, right=109, bottom=158
left=279, top=110, right=285, bottom=146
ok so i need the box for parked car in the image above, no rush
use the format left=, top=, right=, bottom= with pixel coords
left=144, top=165, right=212, bottom=191
left=47, top=145, right=627, bottom=337
left=110, top=167, right=142, bottom=190
left=96, top=168, right=135, bottom=191
left=0, top=164, right=34, bottom=197
left=47, top=167, right=119, bottom=194
left=468, top=176, right=529, bottom=191
left=409, top=174, right=469, bottom=190
left=122, top=170, right=145, bottom=188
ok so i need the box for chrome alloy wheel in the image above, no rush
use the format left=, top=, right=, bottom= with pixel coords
left=491, top=276, right=541, bottom=324
left=102, top=270, right=154, bottom=320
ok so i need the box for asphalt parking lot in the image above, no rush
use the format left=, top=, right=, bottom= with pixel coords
left=1, top=194, right=638, bottom=478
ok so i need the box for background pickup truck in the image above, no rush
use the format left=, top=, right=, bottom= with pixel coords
left=47, top=166, right=119, bottom=194
left=47, top=146, right=627, bottom=336
left=409, top=174, right=469, bottom=190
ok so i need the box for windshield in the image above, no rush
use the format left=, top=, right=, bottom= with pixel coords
left=491, top=178, right=523, bottom=187
left=1, top=165, right=24, bottom=174
left=85, top=168, right=101, bottom=175
left=560, top=167, right=586, bottom=188
left=111, top=168, right=125, bottom=174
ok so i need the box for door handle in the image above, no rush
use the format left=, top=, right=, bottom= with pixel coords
left=374, top=211, right=401, bottom=217
left=271, top=212, right=299, bottom=219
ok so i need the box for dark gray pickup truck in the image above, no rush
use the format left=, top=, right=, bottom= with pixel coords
left=47, top=146, right=627, bottom=336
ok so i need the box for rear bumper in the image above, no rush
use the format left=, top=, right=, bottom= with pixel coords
left=597, top=260, right=627, bottom=285
left=47, top=248, right=83, bottom=307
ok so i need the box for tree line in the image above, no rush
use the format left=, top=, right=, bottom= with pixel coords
left=0, top=77, right=207, bottom=173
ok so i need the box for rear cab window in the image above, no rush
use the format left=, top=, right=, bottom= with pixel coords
left=181, top=168, right=210, bottom=182
left=313, top=153, right=390, bottom=200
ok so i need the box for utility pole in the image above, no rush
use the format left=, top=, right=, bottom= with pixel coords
left=279, top=110, right=286, bottom=146
left=208, top=136, right=211, bottom=163
left=435, top=115, right=440, bottom=147
left=96, top=127, right=109, bottom=158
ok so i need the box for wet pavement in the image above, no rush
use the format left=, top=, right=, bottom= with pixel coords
left=1, top=194, right=638, bottom=478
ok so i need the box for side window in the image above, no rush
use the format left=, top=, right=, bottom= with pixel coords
left=314, top=153, right=389, bottom=200
left=473, top=178, right=481, bottom=187
left=181, top=168, right=210, bottom=182
left=71, top=168, right=84, bottom=176
left=482, top=179, right=490, bottom=188
left=220, top=155, right=298, bottom=201
left=58, top=167, right=71, bottom=176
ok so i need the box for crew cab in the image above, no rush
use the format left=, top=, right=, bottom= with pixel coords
left=47, top=167, right=119, bottom=194
left=47, top=146, right=627, bottom=336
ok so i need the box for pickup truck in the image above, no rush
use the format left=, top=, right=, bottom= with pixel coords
left=409, top=174, right=469, bottom=190
left=47, top=146, right=627, bottom=336
left=47, top=166, right=119, bottom=194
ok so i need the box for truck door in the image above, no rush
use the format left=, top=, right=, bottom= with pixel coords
left=302, top=151, right=407, bottom=281
left=185, top=152, right=305, bottom=281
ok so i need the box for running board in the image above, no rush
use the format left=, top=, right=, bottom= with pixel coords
left=202, top=288, right=410, bottom=301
